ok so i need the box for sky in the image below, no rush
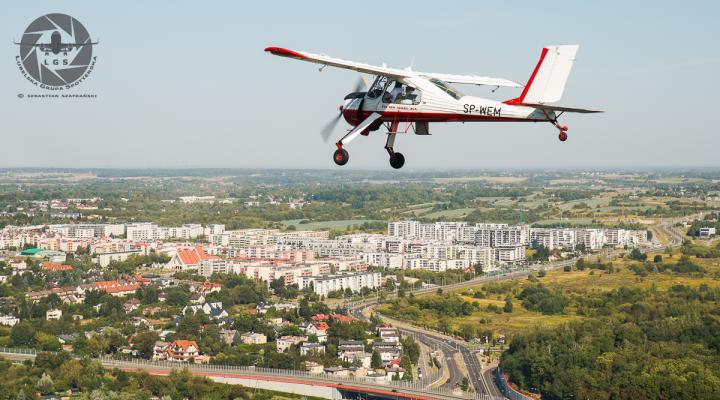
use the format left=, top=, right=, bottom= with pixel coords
left=1, top=1, right=718, bottom=170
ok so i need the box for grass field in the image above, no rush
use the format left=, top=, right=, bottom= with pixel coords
left=280, top=219, right=383, bottom=230
left=432, top=176, right=527, bottom=184
left=380, top=250, right=720, bottom=343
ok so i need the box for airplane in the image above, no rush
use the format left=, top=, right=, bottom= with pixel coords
left=15, top=30, right=98, bottom=56
left=265, top=45, right=602, bottom=169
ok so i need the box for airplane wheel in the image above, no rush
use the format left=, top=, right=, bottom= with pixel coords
left=333, top=148, right=349, bottom=166
left=389, top=152, right=405, bottom=169
left=558, top=131, right=568, bottom=142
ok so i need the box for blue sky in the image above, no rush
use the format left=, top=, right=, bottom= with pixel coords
left=1, top=1, right=718, bottom=169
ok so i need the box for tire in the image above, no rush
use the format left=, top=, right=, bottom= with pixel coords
left=333, top=148, right=349, bottom=166
left=558, top=132, right=568, bottom=142
left=389, top=152, right=405, bottom=169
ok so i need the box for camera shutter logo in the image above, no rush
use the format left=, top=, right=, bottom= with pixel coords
left=16, top=13, right=97, bottom=88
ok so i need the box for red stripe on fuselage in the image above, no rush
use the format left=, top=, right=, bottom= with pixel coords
left=342, top=109, right=544, bottom=126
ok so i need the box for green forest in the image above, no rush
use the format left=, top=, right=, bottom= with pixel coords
left=501, top=284, right=720, bottom=400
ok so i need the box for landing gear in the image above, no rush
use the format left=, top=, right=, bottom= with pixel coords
left=333, top=148, right=349, bottom=166
left=389, top=152, right=405, bottom=169
left=385, top=123, right=405, bottom=169
left=541, top=109, right=569, bottom=143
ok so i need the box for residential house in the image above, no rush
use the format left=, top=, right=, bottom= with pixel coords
left=0, top=315, right=19, bottom=326
left=123, top=298, right=141, bottom=313
left=166, top=340, right=209, bottom=363
left=219, top=329, right=237, bottom=345
left=305, top=361, right=324, bottom=374
left=189, top=293, right=206, bottom=304
left=378, top=327, right=400, bottom=344
left=305, top=322, right=329, bottom=343
left=277, top=335, right=307, bottom=353
left=300, top=342, right=325, bottom=356
left=46, top=308, right=62, bottom=320
left=240, top=332, right=267, bottom=345
left=153, top=341, right=171, bottom=360
left=182, top=302, right=228, bottom=319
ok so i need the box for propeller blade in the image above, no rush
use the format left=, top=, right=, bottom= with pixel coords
left=320, top=112, right=342, bottom=143
left=353, top=75, right=368, bottom=92
left=320, top=75, right=366, bottom=142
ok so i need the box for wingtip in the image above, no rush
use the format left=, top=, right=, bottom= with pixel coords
left=264, top=46, right=307, bottom=59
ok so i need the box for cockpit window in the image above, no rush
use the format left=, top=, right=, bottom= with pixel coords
left=429, top=78, right=463, bottom=100
left=367, top=76, right=390, bottom=99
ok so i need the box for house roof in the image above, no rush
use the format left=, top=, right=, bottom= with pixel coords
left=331, top=313, right=353, bottom=323
left=41, top=262, right=73, bottom=271
left=177, top=246, right=219, bottom=266
left=172, top=339, right=198, bottom=351
left=311, top=313, right=329, bottom=321
left=104, top=284, right=140, bottom=294
left=313, top=322, right=329, bottom=331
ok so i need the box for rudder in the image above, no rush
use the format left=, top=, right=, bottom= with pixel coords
left=508, top=45, right=579, bottom=105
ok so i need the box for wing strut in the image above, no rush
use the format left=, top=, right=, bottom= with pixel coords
left=337, top=113, right=382, bottom=148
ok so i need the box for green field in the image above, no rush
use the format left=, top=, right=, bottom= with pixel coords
left=281, top=219, right=383, bottom=230
left=379, top=249, right=720, bottom=342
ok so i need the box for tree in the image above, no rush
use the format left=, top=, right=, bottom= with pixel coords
left=371, top=350, right=382, bottom=369
left=165, top=287, right=190, bottom=307
left=653, top=254, right=663, bottom=263
left=576, top=258, right=586, bottom=270
left=474, top=262, right=484, bottom=276
left=11, top=321, right=35, bottom=346
left=532, top=245, right=550, bottom=261
left=629, top=248, right=647, bottom=261
left=400, top=355, right=413, bottom=381
left=36, top=372, right=54, bottom=394
left=460, top=376, right=470, bottom=391
left=134, top=331, right=159, bottom=359
left=504, top=296, right=514, bottom=313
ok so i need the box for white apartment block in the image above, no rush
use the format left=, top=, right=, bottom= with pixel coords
left=494, top=245, right=526, bottom=264
left=298, top=271, right=381, bottom=297
left=359, top=253, right=404, bottom=270
left=96, top=250, right=145, bottom=268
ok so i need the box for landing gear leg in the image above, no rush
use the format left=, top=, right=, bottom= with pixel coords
left=542, top=109, right=569, bottom=142
left=385, top=121, right=405, bottom=169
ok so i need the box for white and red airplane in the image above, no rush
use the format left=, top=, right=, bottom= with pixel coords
left=265, top=45, right=601, bottom=169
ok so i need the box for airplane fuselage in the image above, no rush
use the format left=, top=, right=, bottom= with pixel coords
left=341, top=76, right=553, bottom=126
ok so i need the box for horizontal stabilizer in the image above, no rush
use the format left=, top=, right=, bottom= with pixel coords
left=526, top=103, right=603, bottom=113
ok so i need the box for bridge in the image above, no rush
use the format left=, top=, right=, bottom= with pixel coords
left=0, top=347, right=503, bottom=400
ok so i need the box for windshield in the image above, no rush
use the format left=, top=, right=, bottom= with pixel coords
left=429, top=78, right=463, bottom=100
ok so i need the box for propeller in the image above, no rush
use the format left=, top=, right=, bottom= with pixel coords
left=319, top=75, right=368, bottom=142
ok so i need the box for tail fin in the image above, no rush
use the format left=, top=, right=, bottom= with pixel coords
left=507, top=45, right=579, bottom=105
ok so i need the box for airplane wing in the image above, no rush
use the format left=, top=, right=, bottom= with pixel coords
left=418, top=73, right=522, bottom=88
left=14, top=42, right=47, bottom=47
left=265, top=46, right=520, bottom=87
left=527, top=103, right=603, bottom=113
left=265, top=47, right=411, bottom=79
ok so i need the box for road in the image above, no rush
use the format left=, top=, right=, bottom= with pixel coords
left=348, top=259, right=577, bottom=398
